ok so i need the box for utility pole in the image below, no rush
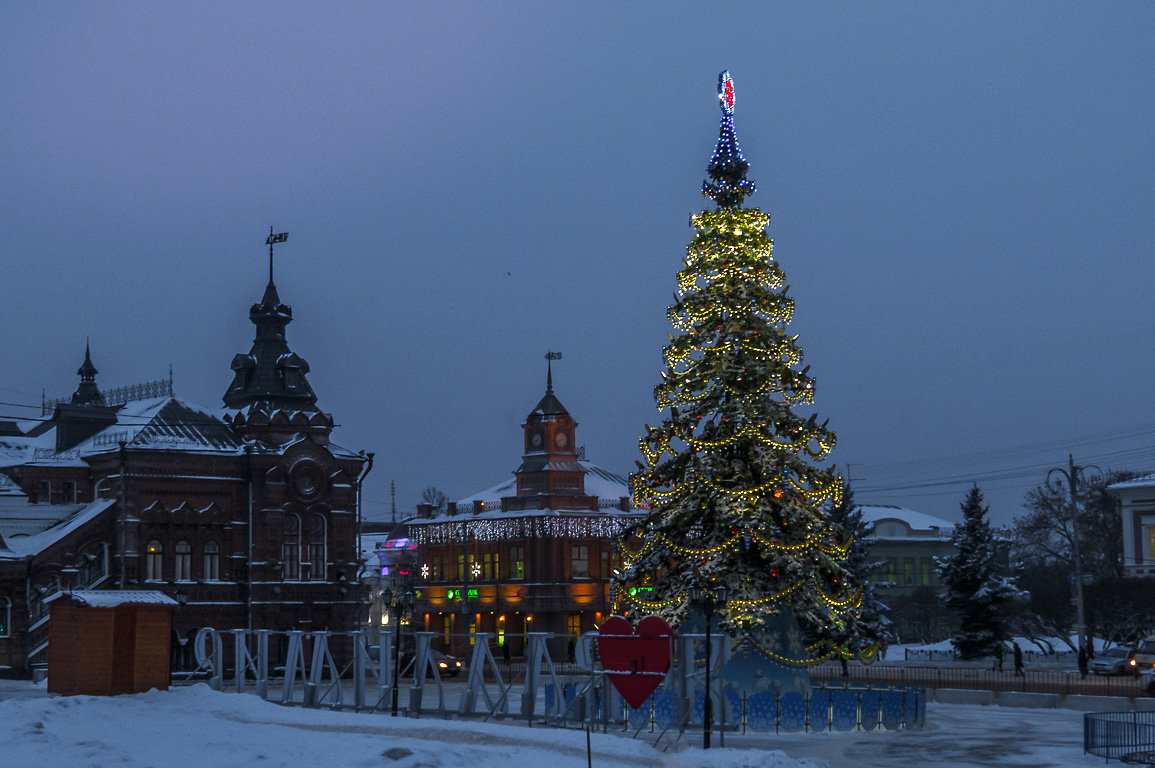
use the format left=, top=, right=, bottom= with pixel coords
left=1046, top=454, right=1101, bottom=655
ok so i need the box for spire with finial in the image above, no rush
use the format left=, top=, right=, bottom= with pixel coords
left=223, top=227, right=320, bottom=415
left=703, top=70, right=756, bottom=208
left=71, top=340, right=105, bottom=405
left=545, top=350, right=561, bottom=394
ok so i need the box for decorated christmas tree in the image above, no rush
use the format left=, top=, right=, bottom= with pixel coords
left=615, top=72, right=864, bottom=663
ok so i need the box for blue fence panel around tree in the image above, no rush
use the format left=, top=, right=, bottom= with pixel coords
left=746, top=691, right=777, bottom=731
left=627, top=695, right=652, bottom=731
left=779, top=691, right=806, bottom=732
left=904, top=688, right=922, bottom=727
left=831, top=689, right=859, bottom=731
left=654, top=689, right=675, bottom=730
left=860, top=689, right=880, bottom=731
left=724, top=689, right=742, bottom=727
left=808, top=689, right=830, bottom=731
left=881, top=689, right=904, bottom=729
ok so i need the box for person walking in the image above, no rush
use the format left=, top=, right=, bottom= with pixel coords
left=995, top=643, right=1004, bottom=672
left=1013, top=642, right=1024, bottom=676
left=1078, top=645, right=1089, bottom=678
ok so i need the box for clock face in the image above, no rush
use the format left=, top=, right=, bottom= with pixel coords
left=555, top=431, right=568, bottom=449
left=530, top=431, right=543, bottom=449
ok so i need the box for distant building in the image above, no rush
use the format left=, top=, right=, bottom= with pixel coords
left=0, top=261, right=370, bottom=675
left=1108, top=474, right=1155, bottom=577
left=859, top=505, right=956, bottom=596
left=397, top=364, right=640, bottom=657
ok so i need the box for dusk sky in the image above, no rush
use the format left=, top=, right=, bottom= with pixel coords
left=2, top=3, right=1153, bottom=525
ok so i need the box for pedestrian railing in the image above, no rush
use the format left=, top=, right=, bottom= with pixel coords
left=1085, top=711, right=1155, bottom=764
left=815, top=662, right=1144, bottom=697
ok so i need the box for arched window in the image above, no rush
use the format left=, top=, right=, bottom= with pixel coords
left=203, top=541, right=220, bottom=582
left=174, top=541, right=192, bottom=581
left=308, top=515, right=326, bottom=581
left=282, top=515, right=300, bottom=581
left=146, top=540, right=163, bottom=581
left=0, top=597, right=10, bottom=637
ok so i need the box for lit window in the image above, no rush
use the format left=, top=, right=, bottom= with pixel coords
left=567, top=614, right=582, bottom=635
left=482, top=552, right=499, bottom=580
left=146, top=540, right=163, bottom=581
left=1148, top=527, right=1155, bottom=561
left=887, top=561, right=896, bottom=583
left=174, top=541, right=192, bottom=581
left=903, top=562, right=913, bottom=585
left=921, top=561, right=932, bottom=586
left=443, top=615, right=451, bottom=644
left=571, top=546, right=589, bottom=579
left=509, top=547, right=525, bottom=579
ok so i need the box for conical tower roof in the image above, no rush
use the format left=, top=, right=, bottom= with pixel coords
left=71, top=341, right=104, bottom=406
left=528, top=354, right=569, bottom=417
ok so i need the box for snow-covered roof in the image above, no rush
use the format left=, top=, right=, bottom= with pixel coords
left=456, top=460, right=630, bottom=506
left=50, top=590, right=177, bottom=607
left=858, top=504, right=955, bottom=536
left=0, top=396, right=363, bottom=466
left=0, top=499, right=117, bottom=558
left=1108, top=473, right=1155, bottom=491
left=0, top=500, right=87, bottom=539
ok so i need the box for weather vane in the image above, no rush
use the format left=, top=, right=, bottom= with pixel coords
left=265, top=226, right=289, bottom=283
left=545, top=350, right=562, bottom=393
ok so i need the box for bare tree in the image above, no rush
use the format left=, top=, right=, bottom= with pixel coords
left=421, top=486, right=448, bottom=513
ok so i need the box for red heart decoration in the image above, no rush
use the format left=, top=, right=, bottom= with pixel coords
left=597, top=615, right=673, bottom=709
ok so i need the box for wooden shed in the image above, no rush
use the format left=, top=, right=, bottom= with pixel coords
left=48, top=590, right=177, bottom=696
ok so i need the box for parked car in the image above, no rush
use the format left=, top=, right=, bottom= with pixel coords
left=394, top=649, right=466, bottom=678
left=430, top=650, right=465, bottom=678
left=1090, top=646, right=1137, bottom=676
left=1132, top=637, right=1155, bottom=672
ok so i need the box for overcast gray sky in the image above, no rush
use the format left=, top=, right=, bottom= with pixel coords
left=2, top=2, right=1153, bottom=525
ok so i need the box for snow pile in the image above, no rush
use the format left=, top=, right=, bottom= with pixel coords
left=0, top=684, right=817, bottom=768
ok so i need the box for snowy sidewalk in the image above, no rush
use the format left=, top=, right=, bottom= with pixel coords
left=0, top=682, right=1112, bottom=768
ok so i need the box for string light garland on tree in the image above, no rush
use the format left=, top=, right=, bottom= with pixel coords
left=613, top=71, right=866, bottom=663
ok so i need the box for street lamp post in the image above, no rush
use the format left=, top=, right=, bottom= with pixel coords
left=1046, top=454, right=1101, bottom=656
left=690, top=582, right=729, bottom=750
left=384, top=587, right=414, bottom=717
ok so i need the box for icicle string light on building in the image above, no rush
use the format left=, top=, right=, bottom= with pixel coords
left=614, top=71, right=870, bottom=663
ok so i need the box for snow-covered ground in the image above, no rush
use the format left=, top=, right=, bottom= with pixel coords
left=0, top=681, right=1108, bottom=768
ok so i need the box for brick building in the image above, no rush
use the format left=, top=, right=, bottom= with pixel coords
left=0, top=263, right=369, bottom=675
left=399, top=364, right=641, bottom=658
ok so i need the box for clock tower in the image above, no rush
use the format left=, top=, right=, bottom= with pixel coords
left=504, top=355, right=596, bottom=512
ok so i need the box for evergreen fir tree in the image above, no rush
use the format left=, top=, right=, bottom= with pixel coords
left=828, top=484, right=891, bottom=659
left=936, top=485, right=1018, bottom=660
left=615, top=72, right=861, bottom=661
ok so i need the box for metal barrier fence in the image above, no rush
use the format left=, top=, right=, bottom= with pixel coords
left=814, top=663, right=1144, bottom=698
left=613, top=683, right=924, bottom=734
left=186, top=627, right=925, bottom=739
left=1085, top=711, right=1155, bottom=764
